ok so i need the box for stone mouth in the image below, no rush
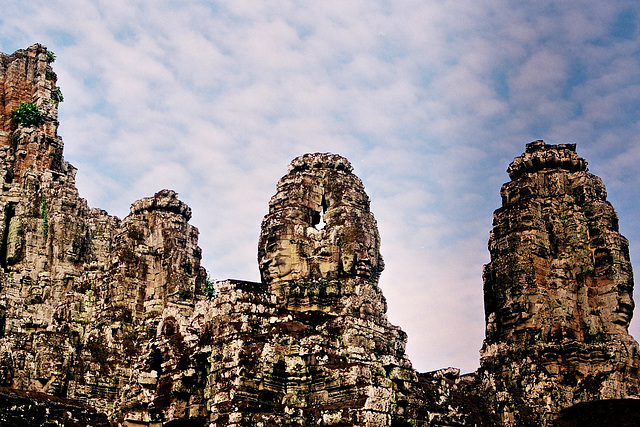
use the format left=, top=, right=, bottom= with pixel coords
left=614, top=303, right=634, bottom=325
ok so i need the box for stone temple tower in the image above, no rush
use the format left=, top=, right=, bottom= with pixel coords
left=217, top=152, right=418, bottom=426
left=478, top=140, right=640, bottom=425
left=258, top=153, right=384, bottom=303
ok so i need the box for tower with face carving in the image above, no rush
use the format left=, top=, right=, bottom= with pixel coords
left=479, top=140, right=640, bottom=425
left=196, top=152, right=429, bottom=426
left=258, top=153, right=384, bottom=308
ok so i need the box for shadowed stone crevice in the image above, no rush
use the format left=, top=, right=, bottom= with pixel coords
left=0, top=202, right=16, bottom=271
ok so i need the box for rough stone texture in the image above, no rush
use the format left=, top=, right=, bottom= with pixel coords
left=0, top=43, right=61, bottom=174
left=0, top=387, right=111, bottom=426
left=0, top=45, right=209, bottom=425
left=237, top=153, right=416, bottom=425
left=258, top=152, right=384, bottom=287
left=1, top=45, right=639, bottom=426
left=478, top=140, right=640, bottom=425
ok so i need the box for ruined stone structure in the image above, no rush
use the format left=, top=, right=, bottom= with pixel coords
left=0, top=44, right=639, bottom=426
left=477, top=140, right=640, bottom=425
left=0, top=44, right=209, bottom=426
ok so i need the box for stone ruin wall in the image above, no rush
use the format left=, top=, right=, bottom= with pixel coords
left=0, top=44, right=639, bottom=426
left=0, top=45, right=210, bottom=425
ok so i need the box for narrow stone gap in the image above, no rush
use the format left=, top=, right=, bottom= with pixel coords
left=320, top=194, right=328, bottom=228
left=312, top=194, right=328, bottom=229
left=0, top=203, right=16, bottom=272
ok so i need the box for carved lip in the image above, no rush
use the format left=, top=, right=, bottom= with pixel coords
left=614, top=303, right=634, bottom=325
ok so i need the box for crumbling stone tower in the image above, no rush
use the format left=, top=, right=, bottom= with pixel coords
left=258, top=153, right=384, bottom=300
left=0, top=45, right=447, bottom=426
left=205, top=153, right=423, bottom=426
left=0, top=44, right=208, bottom=425
left=479, top=140, right=640, bottom=425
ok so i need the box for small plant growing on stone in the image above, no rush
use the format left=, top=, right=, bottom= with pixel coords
left=587, top=326, right=606, bottom=343
left=204, top=275, right=216, bottom=297
left=45, top=49, right=56, bottom=63
left=11, top=102, right=43, bottom=127
left=52, top=86, right=64, bottom=106
left=41, top=198, right=49, bottom=239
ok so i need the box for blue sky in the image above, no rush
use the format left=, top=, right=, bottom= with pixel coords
left=2, top=0, right=640, bottom=373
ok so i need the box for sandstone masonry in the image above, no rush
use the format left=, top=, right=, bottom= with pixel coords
left=477, top=140, right=640, bottom=425
left=0, top=44, right=639, bottom=426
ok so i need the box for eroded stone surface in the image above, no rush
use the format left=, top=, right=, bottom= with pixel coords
left=478, top=140, right=640, bottom=425
left=259, top=152, right=384, bottom=288
left=1, top=45, right=639, bottom=427
left=0, top=45, right=208, bottom=425
left=0, top=45, right=437, bottom=426
left=230, top=153, right=420, bottom=425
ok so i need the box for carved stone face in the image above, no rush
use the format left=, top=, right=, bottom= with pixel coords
left=262, top=238, right=310, bottom=282
left=259, top=153, right=383, bottom=286
left=267, top=241, right=294, bottom=279
left=608, top=280, right=635, bottom=327
left=484, top=141, right=637, bottom=345
left=615, top=287, right=634, bottom=326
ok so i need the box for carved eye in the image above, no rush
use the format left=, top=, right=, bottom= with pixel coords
left=267, top=243, right=279, bottom=253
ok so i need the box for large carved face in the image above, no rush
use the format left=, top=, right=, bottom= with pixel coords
left=614, top=282, right=634, bottom=326
left=484, top=142, right=637, bottom=344
left=598, top=279, right=635, bottom=328
left=266, top=240, right=294, bottom=279
left=259, top=153, right=383, bottom=285
left=260, top=237, right=308, bottom=281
